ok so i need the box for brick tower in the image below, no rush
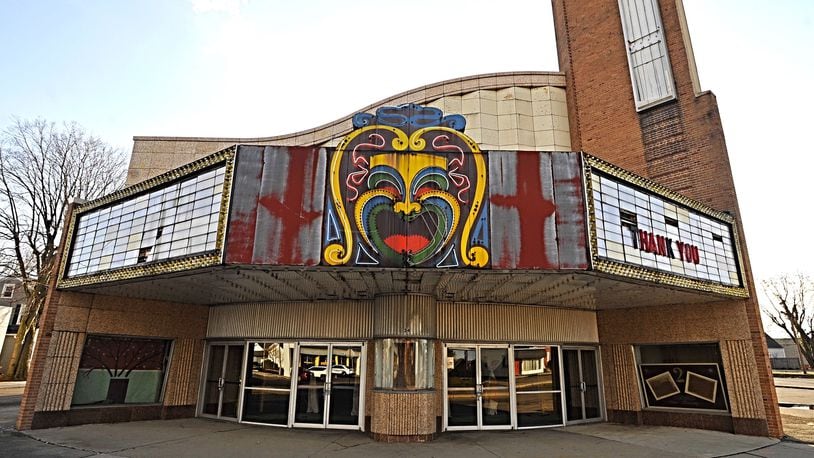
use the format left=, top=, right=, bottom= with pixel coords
left=552, top=0, right=782, bottom=436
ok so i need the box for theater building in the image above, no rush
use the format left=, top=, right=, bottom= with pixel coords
left=17, top=0, right=781, bottom=441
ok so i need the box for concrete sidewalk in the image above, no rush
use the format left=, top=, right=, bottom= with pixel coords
left=1, top=417, right=811, bottom=458
left=1, top=380, right=812, bottom=457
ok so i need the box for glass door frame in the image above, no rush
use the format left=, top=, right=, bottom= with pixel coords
left=562, top=346, right=605, bottom=425
left=290, top=341, right=366, bottom=431
left=443, top=343, right=514, bottom=431
left=238, top=341, right=297, bottom=428
left=198, top=341, right=247, bottom=421
left=513, top=345, right=566, bottom=430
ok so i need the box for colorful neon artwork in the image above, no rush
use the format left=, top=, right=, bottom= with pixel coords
left=323, top=104, right=489, bottom=268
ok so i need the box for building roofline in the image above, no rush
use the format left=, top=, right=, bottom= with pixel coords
left=132, top=71, right=565, bottom=144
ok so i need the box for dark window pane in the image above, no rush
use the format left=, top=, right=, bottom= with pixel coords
left=242, top=389, right=290, bottom=425
left=517, top=392, right=563, bottom=427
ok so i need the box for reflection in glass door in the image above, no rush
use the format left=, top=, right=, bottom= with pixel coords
left=201, top=343, right=245, bottom=420
left=445, top=346, right=511, bottom=430
left=241, top=342, right=295, bottom=425
left=513, top=346, right=563, bottom=428
left=293, top=344, right=327, bottom=425
left=480, top=348, right=511, bottom=428
left=328, top=345, right=362, bottom=426
left=563, top=348, right=602, bottom=423
left=446, top=347, right=477, bottom=428
left=293, top=343, right=363, bottom=429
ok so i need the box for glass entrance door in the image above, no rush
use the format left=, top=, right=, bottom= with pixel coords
left=201, top=343, right=245, bottom=420
left=293, top=343, right=363, bottom=429
left=563, top=348, right=602, bottom=423
left=446, top=346, right=512, bottom=430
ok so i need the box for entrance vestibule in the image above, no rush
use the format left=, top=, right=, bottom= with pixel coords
left=443, top=344, right=602, bottom=431
left=200, top=341, right=365, bottom=430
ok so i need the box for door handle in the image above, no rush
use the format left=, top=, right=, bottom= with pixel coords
left=580, top=381, right=586, bottom=392
left=218, top=377, right=224, bottom=390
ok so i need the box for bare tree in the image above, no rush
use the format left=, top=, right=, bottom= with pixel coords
left=762, top=273, right=814, bottom=372
left=0, top=118, right=126, bottom=380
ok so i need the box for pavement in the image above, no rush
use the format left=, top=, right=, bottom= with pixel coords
left=0, top=381, right=812, bottom=457
left=774, top=377, right=814, bottom=407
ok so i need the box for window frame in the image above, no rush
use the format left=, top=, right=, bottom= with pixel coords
left=1, top=284, right=14, bottom=298
left=634, top=343, right=730, bottom=413
left=618, top=0, right=677, bottom=111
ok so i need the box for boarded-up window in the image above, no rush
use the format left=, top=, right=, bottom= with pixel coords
left=618, top=0, right=675, bottom=110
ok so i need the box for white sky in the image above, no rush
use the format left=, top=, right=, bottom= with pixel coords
left=0, top=0, right=811, bottom=336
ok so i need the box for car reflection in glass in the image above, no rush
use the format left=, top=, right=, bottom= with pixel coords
left=306, top=365, right=354, bottom=378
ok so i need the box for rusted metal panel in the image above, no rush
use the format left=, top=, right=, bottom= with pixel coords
left=551, top=152, right=589, bottom=269
left=224, top=146, right=263, bottom=264
left=490, top=151, right=562, bottom=269
left=224, top=146, right=326, bottom=266
left=437, top=302, right=597, bottom=343
left=207, top=301, right=373, bottom=339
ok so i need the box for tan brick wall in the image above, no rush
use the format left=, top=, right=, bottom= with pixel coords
left=35, top=331, right=84, bottom=412
left=600, top=344, right=642, bottom=412
left=721, top=339, right=766, bottom=420
left=597, top=301, right=751, bottom=344
left=370, top=391, right=436, bottom=436
left=17, top=203, right=80, bottom=430
left=553, top=0, right=781, bottom=436
left=163, top=338, right=204, bottom=407
left=38, top=292, right=207, bottom=411
left=18, top=265, right=209, bottom=430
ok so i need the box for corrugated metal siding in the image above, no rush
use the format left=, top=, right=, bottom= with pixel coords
left=207, top=301, right=373, bottom=339
left=722, top=339, right=765, bottom=419
left=225, top=146, right=326, bottom=266
left=437, top=302, right=597, bottom=343
left=36, top=331, right=83, bottom=412
left=601, top=344, right=641, bottom=411
left=373, top=294, right=436, bottom=338
left=164, top=338, right=202, bottom=406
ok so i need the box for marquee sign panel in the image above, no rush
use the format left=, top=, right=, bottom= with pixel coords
left=58, top=106, right=743, bottom=301
left=322, top=104, right=489, bottom=268
left=587, top=158, right=743, bottom=288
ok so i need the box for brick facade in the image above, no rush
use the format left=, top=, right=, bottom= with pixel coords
left=17, top=205, right=210, bottom=430
left=16, top=0, right=780, bottom=440
left=552, top=0, right=781, bottom=437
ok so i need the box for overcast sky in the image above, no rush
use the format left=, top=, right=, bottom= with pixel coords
left=0, top=0, right=811, bottom=336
